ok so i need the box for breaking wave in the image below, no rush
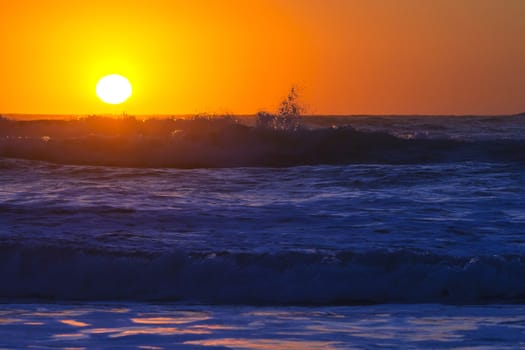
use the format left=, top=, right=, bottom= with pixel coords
left=1, top=116, right=524, bottom=167
left=1, top=245, right=524, bottom=305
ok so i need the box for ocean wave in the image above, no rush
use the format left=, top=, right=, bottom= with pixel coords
left=1, top=245, right=524, bottom=305
left=1, top=125, right=524, bottom=168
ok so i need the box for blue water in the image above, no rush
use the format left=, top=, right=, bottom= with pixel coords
left=0, top=115, right=524, bottom=348
left=1, top=304, right=525, bottom=349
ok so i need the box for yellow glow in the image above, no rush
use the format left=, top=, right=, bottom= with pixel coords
left=96, top=74, right=132, bottom=105
left=1, top=1, right=525, bottom=115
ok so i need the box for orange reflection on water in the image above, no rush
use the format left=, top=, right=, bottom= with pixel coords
left=52, top=333, right=88, bottom=340
left=60, top=319, right=90, bottom=327
left=109, top=327, right=211, bottom=338
left=191, top=324, right=242, bottom=331
left=0, top=318, right=22, bottom=325
left=185, top=338, right=339, bottom=350
left=32, top=310, right=88, bottom=318
left=245, top=310, right=346, bottom=321
left=109, top=308, right=130, bottom=314
left=303, top=316, right=481, bottom=343
left=131, top=314, right=209, bottom=325
left=82, top=328, right=118, bottom=335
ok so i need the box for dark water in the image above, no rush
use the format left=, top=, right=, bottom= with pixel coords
left=1, top=159, right=524, bottom=304
left=1, top=115, right=524, bottom=348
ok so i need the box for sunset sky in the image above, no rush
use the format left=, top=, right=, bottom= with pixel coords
left=1, top=0, right=524, bottom=115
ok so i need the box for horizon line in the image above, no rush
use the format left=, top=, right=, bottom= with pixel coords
left=2, top=112, right=525, bottom=119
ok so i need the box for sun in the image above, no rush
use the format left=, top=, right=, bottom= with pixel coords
left=96, top=74, right=132, bottom=105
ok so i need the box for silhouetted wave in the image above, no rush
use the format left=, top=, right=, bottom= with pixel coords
left=1, top=117, right=524, bottom=167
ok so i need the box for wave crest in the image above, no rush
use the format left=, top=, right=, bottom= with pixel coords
left=1, top=246, right=524, bottom=305
left=1, top=119, right=524, bottom=167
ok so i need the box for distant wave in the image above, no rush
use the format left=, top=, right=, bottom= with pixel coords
left=1, top=120, right=524, bottom=168
left=1, top=245, right=524, bottom=305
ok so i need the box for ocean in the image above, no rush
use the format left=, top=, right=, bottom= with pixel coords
left=0, top=115, right=524, bottom=348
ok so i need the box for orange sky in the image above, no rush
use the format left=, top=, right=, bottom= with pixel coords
left=0, top=0, right=524, bottom=115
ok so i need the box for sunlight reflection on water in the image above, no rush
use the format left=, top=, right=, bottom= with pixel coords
left=0, top=304, right=524, bottom=349
left=60, top=319, right=90, bottom=327
left=184, top=338, right=339, bottom=350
